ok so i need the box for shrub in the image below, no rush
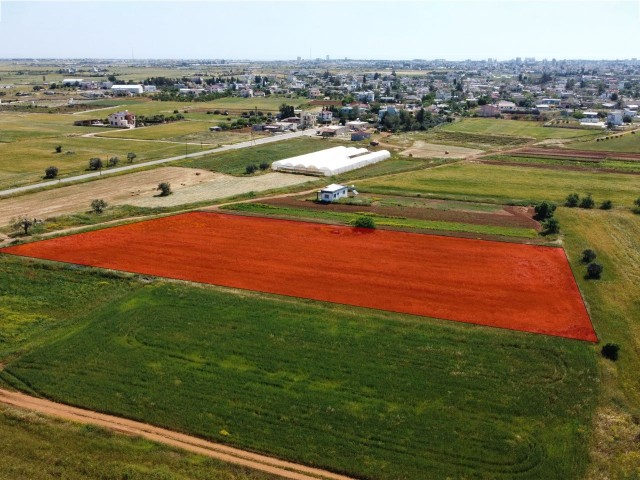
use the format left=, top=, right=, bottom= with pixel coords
left=634, top=197, right=640, bottom=209
left=127, top=152, right=137, bottom=163
left=258, top=162, right=269, bottom=171
left=600, top=200, right=613, bottom=210
left=91, top=199, right=108, bottom=214
left=586, top=262, right=603, bottom=279
left=601, top=343, right=620, bottom=361
left=88, top=157, right=103, bottom=170
left=354, top=216, right=376, bottom=229
left=55, top=145, right=62, bottom=153
left=245, top=164, right=257, bottom=174
left=108, top=156, right=119, bottom=168
left=581, top=249, right=596, bottom=263
left=542, top=217, right=560, bottom=234
left=565, top=193, right=580, bottom=208
left=533, top=201, right=556, bottom=221
left=579, top=194, right=595, bottom=209
left=44, top=166, right=58, bottom=179
left=157, top=182, right=171, bottom=196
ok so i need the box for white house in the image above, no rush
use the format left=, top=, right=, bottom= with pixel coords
left=299, top=111, right=317, bottom=128
left=581, top=111, right=600, bottom=123
left=346, top=120, right=369, bottom=131
left=607, top=110, right=624, bottom=126
left=62, top=78, right=83, bottom=86
left=111, top=84, right=144, bottom=95
left=317, top=184, right=349, bottom=202
left=497, top=100, right=517, bottom=111
left=108, top=110, right=136, bottom=128
left=318, top=110, right=333, bottom=123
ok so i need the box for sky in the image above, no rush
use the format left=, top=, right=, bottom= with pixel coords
left=0, top=0, right=639, bottom=60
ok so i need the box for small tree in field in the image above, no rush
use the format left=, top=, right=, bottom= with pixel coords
left=127, top=152, right=137, bottom=163
left=534, top=201, right=556, bottom=221
left=587, top=262, right=603, bottom=279
left=55, top=145, right=62, bottom=153
left=88, top=157, right=103, bottom=171
left=108, top=156, right=119, bottom=168
left=91, top=199, right=107, bottom=214
left=259, top=161, right=269, bottom=171
left=157, top=182, right=171, bottom=196
left=581, top=249, right=597, bottom=263
left=542, top=217, right=560, bottom=235
left=579, top=194, right=595, bottom=209
left=14, top=217, right=34, bottom=235
left=600, top=200, right=613, bottom=210
left=601, top=343, right=620, bottom=361
left=245, top=164, right=258, bottom=174
left=634, top=197, right=640, bottom=214
left=354, top=216, right=376, bottom=229
left=565, top=193, right=580, bottom=208
left=44, top=166, right=58, bottom=179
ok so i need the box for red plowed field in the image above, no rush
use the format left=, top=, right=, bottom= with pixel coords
left=0, top=212, right=596, bottom=341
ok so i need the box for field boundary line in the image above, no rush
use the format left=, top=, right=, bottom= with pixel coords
left=0, top=388, right=357, bottom=480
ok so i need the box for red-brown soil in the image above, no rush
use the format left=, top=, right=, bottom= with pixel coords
left=260, top=196, right=540, bottom=230
left=0, top=212, right=596, bottom=342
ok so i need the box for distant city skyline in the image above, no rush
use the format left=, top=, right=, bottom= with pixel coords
left=1, top=1, right=639, bottom=61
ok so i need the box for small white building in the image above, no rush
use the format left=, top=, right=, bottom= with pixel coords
left=317, top=184, right=349, bottom=202
left=111, top=84, right=144, bottom=95
left=299, top=111, right=317, bottom=128
left=497, top=100, right=517, bottom=111
left=318, top=110, right=333, bottom=123
left=62, top=78, right=83, bottom=86
left=607, top=110, right=624, bottom=126
left=346, top=120, right=369, bottom=131
left=108, top=110, right=136, bottom=128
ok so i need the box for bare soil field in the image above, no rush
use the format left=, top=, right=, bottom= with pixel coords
left=1, top=212, right=596, bottom=341
left=0, top=167, right=314, bottom=225
left=262, top=195, right=540, bottom=230
left=400, top=140, right=483, bottom=159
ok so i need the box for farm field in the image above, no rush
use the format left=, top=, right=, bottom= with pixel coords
left=398, top=140, right=482, bottom=159
left=0, top=254, right=597, bottom=480
left=565, top=131, right=640, bottom=153
left=481, top=155, right=640, bottom=174
left=440, top=118, right=602, bottom=140
left=0, top=167, right=314, bottom=227
left=1, top=212, right=595, bottom=340
left=358, top=162, right=640, bottom=205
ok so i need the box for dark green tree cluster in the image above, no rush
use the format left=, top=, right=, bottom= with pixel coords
left=581, top=249, right=603, bottom=279
left=533, top=201, right=559, bottom=235
left=565, top=193, right=611, bottom=210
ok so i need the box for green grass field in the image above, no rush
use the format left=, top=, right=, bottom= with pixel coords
left=566, top=131, right=640, bottom=152
left=441, top=118, right=601, bottom=140
left=0, top=255, right=596, bottom=480
left=484, top=155, right=640, bottom=174
left=358, top=162, right=640, bottom=205
left=0, top=406, right=275, bottom=480
left=222, top=202, right=538, bottom=238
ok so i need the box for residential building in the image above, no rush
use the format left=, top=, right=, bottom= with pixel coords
left=108, top=110, right=136, bottom=128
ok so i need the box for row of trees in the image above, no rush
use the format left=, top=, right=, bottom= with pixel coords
left=565, top=193, right=613, bottom=210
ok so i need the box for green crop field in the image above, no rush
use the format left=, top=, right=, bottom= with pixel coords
left=441, top=118, right=601, bottom=140
left=222, top=202, right=538, bottom=238
left=358, top=162, right=640, bottom=205
left=0, top=406, right=275, bottom=480
left=566, top=131, right=640, bottom=152
left=0, top=254, right=596, bottom=480
left=483, top=155, right=640, bottom=174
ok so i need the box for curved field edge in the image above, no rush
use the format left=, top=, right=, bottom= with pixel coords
left=0, top=255, right=597, bottom=480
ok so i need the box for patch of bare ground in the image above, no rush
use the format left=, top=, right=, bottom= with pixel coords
left=400, top=140, right=483, bottom=159
left=0, top=168, right=314, bottom=226
left=261, top=195, right=540, bottom=230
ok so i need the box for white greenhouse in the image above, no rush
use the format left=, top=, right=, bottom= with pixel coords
left=271, top=146, right=390, bottom=176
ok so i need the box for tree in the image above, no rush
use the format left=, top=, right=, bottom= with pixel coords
left=565, top=193, right=580, bottom=207
left=586, top=262, right=604, bottom=279
left=258, top=162, right=269, bottom=171
left=127, top=152, right=137, bottom=163
left=44, top=166, right=58, bottom=179
left=157, top=182, right=172, bottom=196
left=581, top=249, right=597, bottom=263
left=108, top=156, right=119, bottom=168
left=600, top=199, right=613, bottom=210
left=88, top=158, right=103, bottom=171
left=354, top=216, right=376, bottom=229
left=15, top=217, right=33, bottom=235
left=634, top=197, right=640, bottom=213
left=542, top=217, right=560, bottom=234
left=279, top=104, right=294, bottom=119
left=601, top=343, right=620, bottom=361
left=245, top=164, right=257, bottom=174
left=533, top=201, right=556, bottom=221
left=91, top=199, right=108, bottom=214
left=579, top=194, right=595, bottom=209
left=55, top=145, right=62, bottom=153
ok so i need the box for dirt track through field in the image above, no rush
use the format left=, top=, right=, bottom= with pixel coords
left=0, top=388, right=356, bottom=480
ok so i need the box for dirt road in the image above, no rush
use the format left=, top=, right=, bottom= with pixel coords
left=0, top=388, right=356, bottom=480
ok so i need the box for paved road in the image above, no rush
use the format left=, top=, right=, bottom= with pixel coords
left=0, top=388, right=356, bottom=480
left=0, top=129, right=318, bottom=198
